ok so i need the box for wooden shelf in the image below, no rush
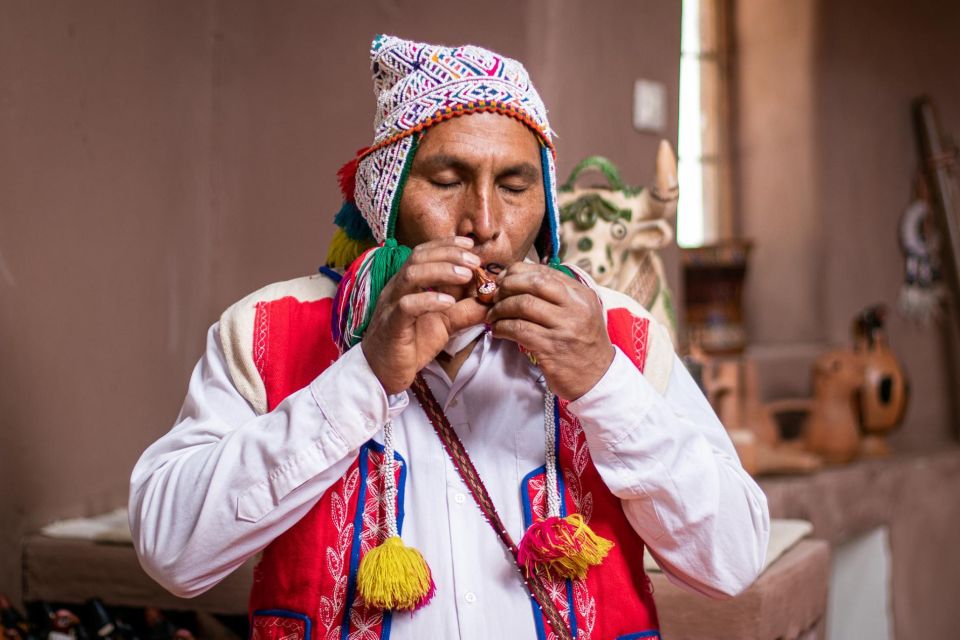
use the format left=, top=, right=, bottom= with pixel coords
left=22, top=536, right=254, bottom=614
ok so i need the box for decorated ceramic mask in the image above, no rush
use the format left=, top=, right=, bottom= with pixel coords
left=557, top=142, right=680, bottom=342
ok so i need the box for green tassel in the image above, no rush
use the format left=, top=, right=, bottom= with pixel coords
left=354, top=239, right=412, bottom=338
left=550, top=259, right=576, bottom=280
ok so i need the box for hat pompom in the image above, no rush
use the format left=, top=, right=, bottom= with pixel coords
left=357, top=536, right=436, bottom=611
left=326, top=227, right=375, bottom=269
left=334, top=201, right=376, bottom=242
left=328, top=199, right=376, bottom=269
left=337, top=147, right=370, bottom=203
left=517, top=513, right=613, bottom=581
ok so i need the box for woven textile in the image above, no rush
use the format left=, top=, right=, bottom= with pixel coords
left=352, top=34, right=560, bottom=259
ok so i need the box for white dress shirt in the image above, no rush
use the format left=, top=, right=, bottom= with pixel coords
left=129, top=322, right=769, bottom=639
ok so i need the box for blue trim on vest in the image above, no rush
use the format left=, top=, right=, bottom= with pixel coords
left=251, top=609, right=311, bottom=640
left=318, top=265, right=344, bottom=283
left=520, top=464, right=549, bottom=640
left=519, top=400, right=579, bottom=640
left=340, top=440, right=408, bottom=640
left=616, top=632, right=660, bottom=639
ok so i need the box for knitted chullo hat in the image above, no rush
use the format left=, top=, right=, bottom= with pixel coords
left=331, top=35, right=611, bottom=614
left=328, top=34, right=567, bottom=351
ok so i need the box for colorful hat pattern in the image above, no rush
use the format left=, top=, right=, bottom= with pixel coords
left=328, top=35, right=567, bottom=352
left=329, top=35, right=611, bottom=613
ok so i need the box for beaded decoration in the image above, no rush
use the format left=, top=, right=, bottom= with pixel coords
left=516, top=392, right=614, bottom=581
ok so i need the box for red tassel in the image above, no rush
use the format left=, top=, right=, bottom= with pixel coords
left=415, top=572, right=437, bottom=610
left=337, top=146, right=370, bottom=203
left=517, top=516, right=581, bottom=574
left=517, top=514, right=613, bottom=581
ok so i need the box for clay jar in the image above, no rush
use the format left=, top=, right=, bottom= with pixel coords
left=855, top=324, right=909, bottom=457
left=803, top=349, right=866, bottom=464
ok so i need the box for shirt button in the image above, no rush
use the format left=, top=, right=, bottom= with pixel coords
left=454, top=492, right=466, bottom=504
left=449, top=398, right=459, bottom=408
left=464, top=591, right=477, bottom=604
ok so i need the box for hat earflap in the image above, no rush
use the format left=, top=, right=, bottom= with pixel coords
left=356, top=420, right=436, bottom=610
left=330, top=136, right=422, bottom=351
left=516, top=392, right=614, bottom=581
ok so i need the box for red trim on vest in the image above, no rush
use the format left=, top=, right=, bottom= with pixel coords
left=606, top=307, right=651, bottom=373
left=253, top=297, right=340, bottom=412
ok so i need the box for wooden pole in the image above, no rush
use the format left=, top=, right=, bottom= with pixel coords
left=913, top=96, right=960, bottom=437
left=913, top=97, right=960, bottom=330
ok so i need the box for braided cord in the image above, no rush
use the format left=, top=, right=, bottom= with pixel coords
left=382, top=420, right=399, bottom=539
left=543, top=391, right=561, bottom=519
left=410, top=376, right=573, bottom=640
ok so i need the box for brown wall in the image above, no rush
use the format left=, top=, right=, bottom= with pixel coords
left=0, top=0, right=681, bottom=604
left=734, top=1, right=960, bottom=637
left=735, top=0, right=960, bottom=449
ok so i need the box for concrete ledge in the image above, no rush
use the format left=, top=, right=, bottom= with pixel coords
left=651, top=539, right=829, bottom=640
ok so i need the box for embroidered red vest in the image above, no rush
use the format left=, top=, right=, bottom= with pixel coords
left=219, top=273, right=675, bottom=640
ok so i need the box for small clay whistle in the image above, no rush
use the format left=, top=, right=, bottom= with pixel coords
left=474, top=266, right=498, bottom=304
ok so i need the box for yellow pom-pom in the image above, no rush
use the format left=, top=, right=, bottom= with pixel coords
left=356, top=536, right=435, bottom=611
left=326, top=228, right=375, bottom=270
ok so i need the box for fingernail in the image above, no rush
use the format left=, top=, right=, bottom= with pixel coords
left=438, top=293, right=455, bottom=304
left=454, top=236, right=474, bottom=248
left=462, top=252, right=481, bottom=266
left=453, top=265, right=471, bottom=277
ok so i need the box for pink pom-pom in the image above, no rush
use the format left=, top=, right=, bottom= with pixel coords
left=413, top=571, right=436, bottom=611
left=517, top=514, right=613, bottom=580
left=517, top=516, right=581, bottom=570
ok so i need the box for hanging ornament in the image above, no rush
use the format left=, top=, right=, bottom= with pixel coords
left=898, top=191, right=945, bottom=324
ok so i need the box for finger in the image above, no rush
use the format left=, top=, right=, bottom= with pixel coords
left=495, top=267, right=570, bottom=305
left=443, top=297, right=489, bottom=333
left=490, top=318, right=552, bottom=352
left=407, top=242, right=481, bottom=269
left=396, top=291, right=457, bottom=318
left=389, top=261, right=474, bottom=298
left=485, top=293, right=561, bottom=328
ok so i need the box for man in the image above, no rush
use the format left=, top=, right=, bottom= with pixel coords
left=130, top=36, right=769, bottom=640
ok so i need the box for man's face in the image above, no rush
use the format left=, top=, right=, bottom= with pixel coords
left=395, top=111, right=546, bottom=299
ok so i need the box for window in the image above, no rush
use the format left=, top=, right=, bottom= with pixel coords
left=678, top=0, right=731, bottom=247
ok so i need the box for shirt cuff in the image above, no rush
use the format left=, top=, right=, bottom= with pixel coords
left=565, top=345, right=657, bottom=450
left=309, top=343, right=409, bottom=453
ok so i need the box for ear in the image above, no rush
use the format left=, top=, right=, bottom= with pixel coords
left=628, top=219, right=673, bottom=250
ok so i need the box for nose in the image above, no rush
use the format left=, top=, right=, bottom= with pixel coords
left=458, top=184, right=502, bottom=247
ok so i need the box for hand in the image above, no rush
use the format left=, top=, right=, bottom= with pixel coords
left=485, top=262, right=615, bottom=400
left=361, top=236, right=488, bottom=395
